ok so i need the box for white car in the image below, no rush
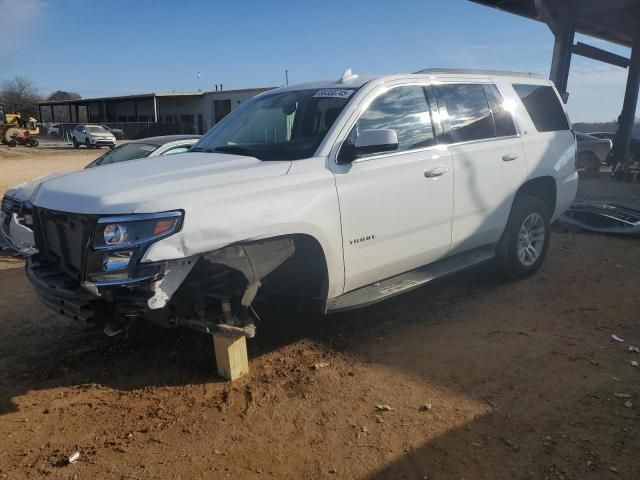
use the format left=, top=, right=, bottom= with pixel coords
left=46, top=123, right=61, bottom=136
left=1, top=135, right=200, bottom=254
left=18, top=68, right=577, bottom=341
left=72, top=124, right=116, bottom=149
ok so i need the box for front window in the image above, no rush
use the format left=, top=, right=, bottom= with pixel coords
left=85, top=143, right=158, bottom=168
left=192, top=88, right=356, bottom=160
left=85, top=125, right=108, bottom=134
left=345, top=86, right=435, bottom=154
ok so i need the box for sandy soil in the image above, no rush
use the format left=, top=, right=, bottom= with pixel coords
left=0, top=144, right=101, bottom=194
left=0, top=151, right=639, bottom=479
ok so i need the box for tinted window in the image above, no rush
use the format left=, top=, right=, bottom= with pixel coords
left=512, top=84, right=569, bottom=132
left=163, top=146, right=191, bottom=155
left=85, top=143, right=158, bottom=168
left=348, top=86, right=435, bottom=153
left=434, top=84, right=495, bottom=143
left=483, top=84, right=517, bottom=137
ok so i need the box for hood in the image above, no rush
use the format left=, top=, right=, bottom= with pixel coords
left=32, top=152, right=292, bottom=214
left=89, top=132, right=115, bottom=138
left=5, top=171, right=76, bottom=202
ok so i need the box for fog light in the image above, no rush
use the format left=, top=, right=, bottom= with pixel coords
left=103, top=250, right=132, bottom=271
left=104, top=223, right=127, bottom=245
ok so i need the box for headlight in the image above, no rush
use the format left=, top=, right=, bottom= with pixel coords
left=93, top=211, right=183, bottom=250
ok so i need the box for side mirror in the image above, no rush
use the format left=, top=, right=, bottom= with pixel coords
left=339, top=129, right=399, bottom=163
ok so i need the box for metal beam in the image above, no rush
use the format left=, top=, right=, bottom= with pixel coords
left=613, top=35, right=640, bottom=167
left=534, top=0, right=560, bottom=35
left=548, top=2, right=575, bottom=101
left=572, top=42, right=630, bottom=68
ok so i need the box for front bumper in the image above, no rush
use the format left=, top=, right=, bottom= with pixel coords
left=0, top=211, right=36, bottom=255
left=90, top=137, right=116, bottom=146
left=26, top=257, right=97, bottom=322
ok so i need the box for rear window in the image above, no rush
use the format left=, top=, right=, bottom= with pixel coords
left=512, top=84, right=569, bottom=132
left=433, top=84, right=495, bottom=143
left=483, top=84, right=517, bottom=137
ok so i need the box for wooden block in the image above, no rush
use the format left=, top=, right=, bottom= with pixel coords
left=212, top=333, right=249, bottom=381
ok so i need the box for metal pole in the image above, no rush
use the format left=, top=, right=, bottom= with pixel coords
left=285, top=69, right=289, bottom=86
left=548, top=3, right=575, bottom=102
left=613, top=35, right=640, bottom=168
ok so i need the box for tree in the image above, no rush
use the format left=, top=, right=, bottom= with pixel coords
left=0, top=76, right=42, bottom=117
left=47, top=90, right=82, bottom=101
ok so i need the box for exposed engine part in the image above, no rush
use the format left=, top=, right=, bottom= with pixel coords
left=166, top=238, right=296, bottom=338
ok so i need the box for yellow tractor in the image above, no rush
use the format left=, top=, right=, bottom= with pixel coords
left=0, top=104, right=40, bottom=147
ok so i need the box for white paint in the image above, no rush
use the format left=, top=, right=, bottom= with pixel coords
left=22, top=70, right=577, bottom=307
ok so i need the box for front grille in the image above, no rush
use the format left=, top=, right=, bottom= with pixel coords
left=32, top=207, right=95, bottom=283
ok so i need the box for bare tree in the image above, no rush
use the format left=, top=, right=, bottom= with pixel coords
left=0, top=76, right=42, bottom=117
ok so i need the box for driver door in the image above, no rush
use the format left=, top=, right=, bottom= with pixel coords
left=331, top=85, right=454, bottom=292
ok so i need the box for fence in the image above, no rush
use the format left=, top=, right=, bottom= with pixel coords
left=48, top=122, right=199, bottom=141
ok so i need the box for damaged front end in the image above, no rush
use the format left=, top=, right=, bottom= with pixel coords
left=25, top=205, right=295, bottom=338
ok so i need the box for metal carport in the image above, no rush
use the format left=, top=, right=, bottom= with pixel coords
left=471, top=0, right=640, bottom=167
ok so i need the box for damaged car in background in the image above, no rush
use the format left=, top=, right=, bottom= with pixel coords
left=8, top=68, right=577, bottom=345
left=1, top=135, right=200, bottom=255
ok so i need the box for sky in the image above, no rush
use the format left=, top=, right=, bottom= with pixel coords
left=1, top=0, right=634, bottom=122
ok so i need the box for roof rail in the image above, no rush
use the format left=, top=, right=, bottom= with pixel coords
left=413, top=68, right=541, bottom=79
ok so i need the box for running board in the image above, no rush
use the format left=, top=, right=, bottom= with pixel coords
left=326, top=246, right=496, bottom=313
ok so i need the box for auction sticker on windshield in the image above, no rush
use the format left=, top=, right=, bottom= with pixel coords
left=313, top=89, right=355, bottom=99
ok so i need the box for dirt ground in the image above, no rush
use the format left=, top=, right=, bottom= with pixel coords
left=1, top=147, right=639, bottom=479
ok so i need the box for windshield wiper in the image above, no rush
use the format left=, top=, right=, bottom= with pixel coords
left=212, top=145, right=255, bottom=157
left=190, top=146, right=212, bottom=152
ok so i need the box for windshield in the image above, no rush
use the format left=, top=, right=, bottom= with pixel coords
left=85, top=142, right=158, bottom=168
left=86, top=125, right=108, bottom=134
left=192, top=88, right=356, bottom=160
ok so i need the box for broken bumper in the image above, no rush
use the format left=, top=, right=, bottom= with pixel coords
left=26, top=257, right=97, bottom=322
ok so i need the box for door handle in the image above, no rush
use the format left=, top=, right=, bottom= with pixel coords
left=424, top=166, right=449, bottom=178
left=502, top=153, right=519, bottom=162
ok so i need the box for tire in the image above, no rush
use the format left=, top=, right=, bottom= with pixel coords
left=73, top=137, right=79, bottom=149
left=85, top=138, right=91, bottom=148
left=7, top=139, right=17, bottom=147
left=496, top=195, right=551, bottom=279
left=108, top=145, right=115, bottom=150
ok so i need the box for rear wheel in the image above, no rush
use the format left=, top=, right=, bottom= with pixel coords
left=496, top=196, right=550, bottom=279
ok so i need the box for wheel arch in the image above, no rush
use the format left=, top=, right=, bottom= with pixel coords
left=514, top=176, right=557, bottom=218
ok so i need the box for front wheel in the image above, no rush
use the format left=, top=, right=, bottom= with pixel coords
left=108, top=145, right=115, bottom=150
left=85, top=138, right=91, bottom=148
left=496, top=196, right=551, bottom=279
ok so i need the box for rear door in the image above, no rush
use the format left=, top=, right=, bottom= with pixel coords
left=511, top=83, right=576, bottom=218
left=432, top=82, right=527, bottom=252
left=332, top=84, right=454, bottom=292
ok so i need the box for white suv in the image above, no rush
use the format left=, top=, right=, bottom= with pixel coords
left=22, top=69, right=577, bottom=339
left=72, top=124, right=116, bottom=149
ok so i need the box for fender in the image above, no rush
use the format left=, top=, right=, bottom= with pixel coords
left=140, top=157, right=346, bottom=299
